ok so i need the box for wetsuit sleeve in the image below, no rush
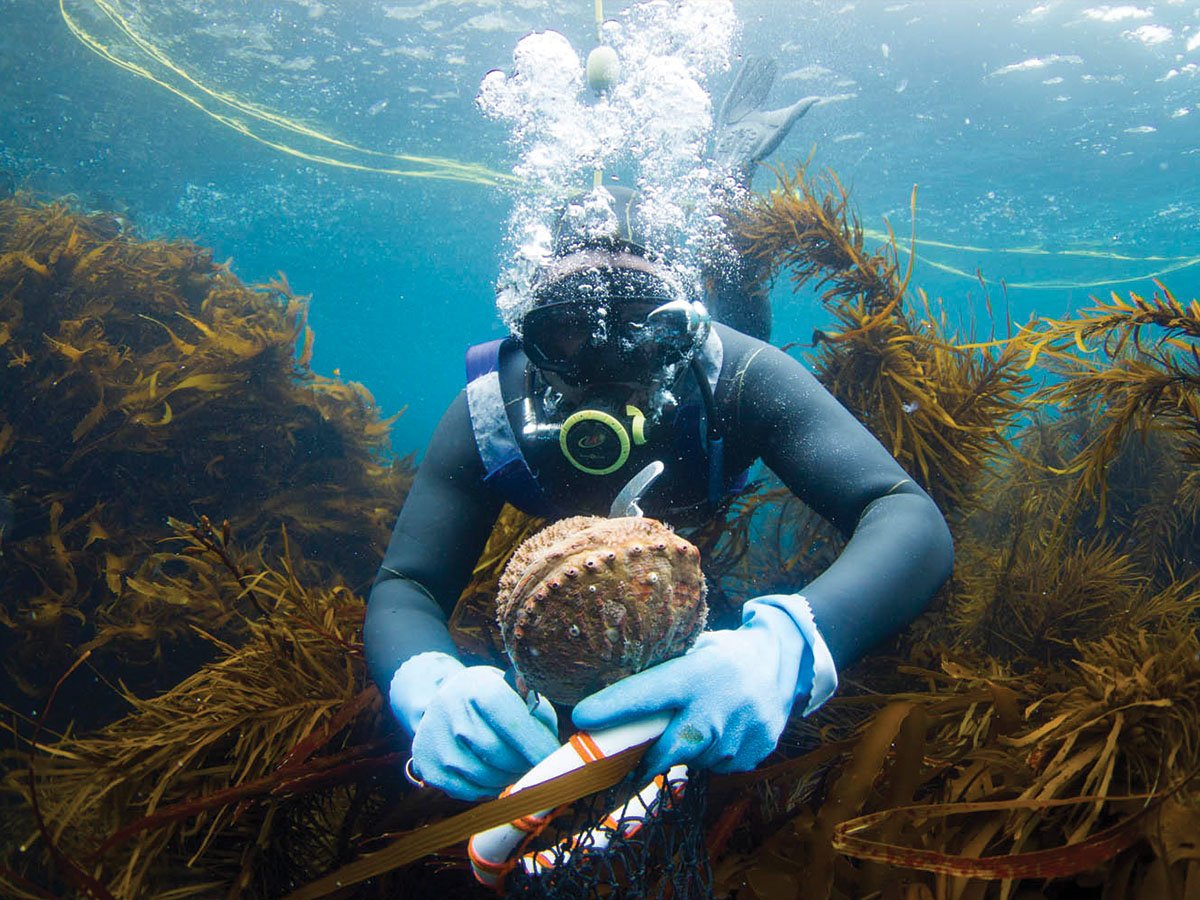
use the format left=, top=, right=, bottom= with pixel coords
left=363, top=390, right=505, bottom=693
left=733, top=342, right=954, bottom=670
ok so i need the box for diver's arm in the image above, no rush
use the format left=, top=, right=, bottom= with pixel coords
left=571, top=339, right=952, bottom=774
left=737, top=341, right=954, bottom=670
left=363, top=391, right=504, bottom=694
left=366, top=391, right=561, bottom=799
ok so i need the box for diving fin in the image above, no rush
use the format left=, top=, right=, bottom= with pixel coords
left=714, top=57, right=820, bottom=186
left=713, top=96, right=819, bottom=181
left=746, top=95, right=818, bottom=162
left=718, top=57, right=778, bottom=127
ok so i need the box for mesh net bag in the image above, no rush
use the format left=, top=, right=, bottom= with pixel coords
left=504, top=768, right=714, bottom=900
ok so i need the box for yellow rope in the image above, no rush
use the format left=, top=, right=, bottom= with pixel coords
left=909, top=251, right=1200, bottom=291
left=60, top=0, right=516, bottom=186
left=862, top=228, right=1200, bottom=291
left=864, top=228, right=1197, bottom=263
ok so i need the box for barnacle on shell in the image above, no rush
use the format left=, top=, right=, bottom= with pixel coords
left=496, top=516, right=707, bottom=705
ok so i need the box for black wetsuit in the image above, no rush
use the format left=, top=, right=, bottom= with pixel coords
left=364, top=323, right=954, bottom=694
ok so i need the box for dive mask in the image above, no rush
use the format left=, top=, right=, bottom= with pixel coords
left=521, top=267, right=710, bottom=387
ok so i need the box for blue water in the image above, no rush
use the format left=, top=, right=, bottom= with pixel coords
left=3, top=0, right=1197, bottom=454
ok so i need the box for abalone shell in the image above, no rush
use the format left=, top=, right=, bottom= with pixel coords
left=496, top=515, right=708, bottom=705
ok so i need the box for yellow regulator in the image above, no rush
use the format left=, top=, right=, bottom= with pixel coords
left=560, top=404, right=648, bottom=475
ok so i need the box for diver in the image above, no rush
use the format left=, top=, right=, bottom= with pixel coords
left=364, top=63, right=954, bottom=801
left=364, top=187, right=954, bottom=799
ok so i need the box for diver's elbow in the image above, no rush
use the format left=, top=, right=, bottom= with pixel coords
left=921, top=495, right=955, bottom=590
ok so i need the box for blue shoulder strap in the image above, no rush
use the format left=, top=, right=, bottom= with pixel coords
left=464, top=339, right=559, bottom=519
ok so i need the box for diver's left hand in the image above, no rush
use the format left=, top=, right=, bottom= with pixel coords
left=572, top=598, right=832, bottom=776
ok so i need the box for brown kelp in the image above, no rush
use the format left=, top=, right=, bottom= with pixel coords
left=708, top=619, right=1200, bottom=899
left=734, top=163, right=1030, bottom=516
left=8, top=521, right=399, bottom=899
left=703, top=165, right=1200, bottom=899
left=0, top=196, right=411, bottom=706
left=1022, top=283, right=1200, bottom=565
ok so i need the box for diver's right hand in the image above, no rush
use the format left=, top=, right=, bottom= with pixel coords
left=389, top=652, right=560, bottom=801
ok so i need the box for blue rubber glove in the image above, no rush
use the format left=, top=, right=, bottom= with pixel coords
left=572, top=595, right=837, bottom=776
left=389, top=651, right=560, bottom=801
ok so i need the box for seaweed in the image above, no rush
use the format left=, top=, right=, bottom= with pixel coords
left=701, top=166, right=1200, bottom=900
left=1021, top=282, right=1200, bottom=545
left=733, top=163, right=1031, bottom=516
left=6, top=520, right=404, bottom=898
left=0, top=195, right=412, bottom=712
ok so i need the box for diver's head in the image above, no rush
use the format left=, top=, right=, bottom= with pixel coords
left=520, top=187, right=710, bottom=392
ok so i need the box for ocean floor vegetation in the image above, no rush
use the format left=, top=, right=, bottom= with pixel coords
left=2, top=165, right=1198, bottom=898
left=0, top=195, right=410, bottom=713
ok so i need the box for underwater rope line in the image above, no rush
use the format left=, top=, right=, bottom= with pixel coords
left=59, top=0, right=1196, bottom=291
left=59, top=0, right=517, bottom=186
left=869, top=230, right=1199, bottom=263
left=861, top=228, right=1200, bottom=291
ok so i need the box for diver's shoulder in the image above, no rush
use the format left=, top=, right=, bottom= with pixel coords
left=713, top=323, right=824, bottom=409
left=713, top=321, right=771, bottom=354
left=713, top=322, right=796, bottom=372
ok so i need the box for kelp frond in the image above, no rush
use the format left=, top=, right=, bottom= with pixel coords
left=734, top=164, right=1030, bottom=513
left=1026, top=279, right=1200, bottom=361
left=719, top=612, right=1200, bottom=899
left=9, top=522, right=389, bottom=899
left=0, top=195, right=412, bottom=707
left=736, top=161, right=907, bottom=314
left=1022, top=281, right=1200, bottom=523
left=947, top=531, right=1186, bottom=666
